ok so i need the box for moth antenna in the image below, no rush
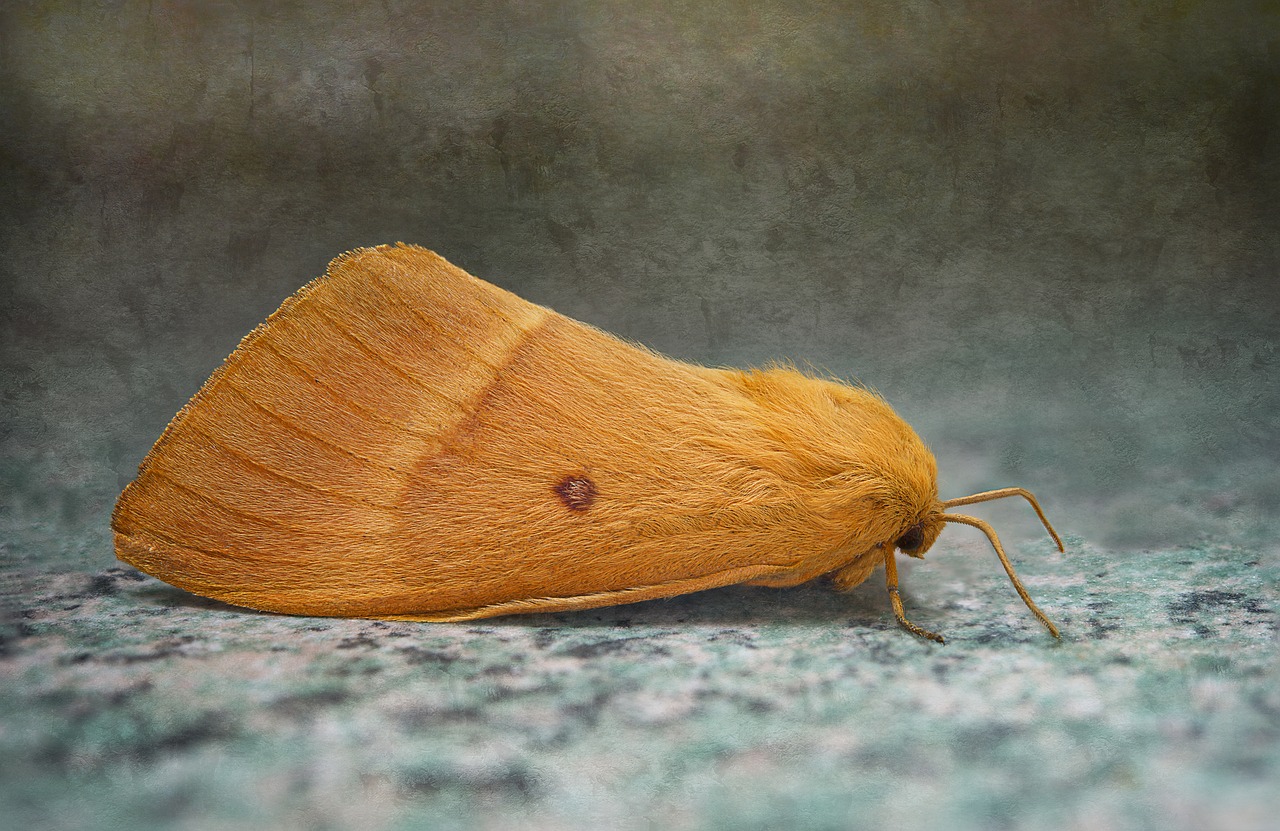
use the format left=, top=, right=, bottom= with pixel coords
left=941, top=487, right=1064, bottom=552
left=883, top=545, right=945, bottom=644
left=942, top=513, right=1061, bottom=639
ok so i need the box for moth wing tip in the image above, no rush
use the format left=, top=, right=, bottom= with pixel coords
left=325, top=241, right=446, bottom=277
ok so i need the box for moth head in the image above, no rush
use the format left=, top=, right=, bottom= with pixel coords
left=875, top=488, right=1065, bottom=643
left=892, top=513, right=944, bottom=560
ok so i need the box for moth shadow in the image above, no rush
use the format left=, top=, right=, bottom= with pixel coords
left=129, top=582, right=275, bottom=616
left=485, top=581, right=889, bottom=629
left=123, top=574, right=891, bottom=629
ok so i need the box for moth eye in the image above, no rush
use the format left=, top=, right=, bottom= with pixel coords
left=895, top=522, right=925, bottom=552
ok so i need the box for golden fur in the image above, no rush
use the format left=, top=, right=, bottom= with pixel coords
left=113, top=244, right=1056, bottom=638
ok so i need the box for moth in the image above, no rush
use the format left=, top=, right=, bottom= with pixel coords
left=112, top=243, right=1064, bottom=642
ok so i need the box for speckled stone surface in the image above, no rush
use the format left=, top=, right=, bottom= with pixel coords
left=3, top=1, right=1278, bottom=829
left=3, top=535, right=1278, bottom=831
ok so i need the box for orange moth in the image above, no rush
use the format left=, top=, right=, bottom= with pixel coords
left=112, top=243, right=1064, bottom=643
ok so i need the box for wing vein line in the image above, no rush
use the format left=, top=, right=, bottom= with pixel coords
left=355, top=263, right=510, bottom=376
left=253, top=339, right=439, bottom=441
left=183, top=422, right=400, bottom=512
left=219, top=378, right=401, bottom=469
left=304, top=298, right=473, bottom=413
left=144, top=468, right=370, bottom=538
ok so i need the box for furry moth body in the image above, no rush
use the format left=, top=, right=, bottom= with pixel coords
left=112, top=243, right=1064, bottom=642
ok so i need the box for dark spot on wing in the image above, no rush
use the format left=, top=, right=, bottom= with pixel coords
left=555, top=475, right=597, bottom=512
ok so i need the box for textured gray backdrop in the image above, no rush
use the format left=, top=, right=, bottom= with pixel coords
left=1, top=4, right=1278, bottom=830
left=3, top=1, right=1277, bottom=563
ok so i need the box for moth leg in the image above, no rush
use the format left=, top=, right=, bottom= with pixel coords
left=883, top=546, right=945, bottom=644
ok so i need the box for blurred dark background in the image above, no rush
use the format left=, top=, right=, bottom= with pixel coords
left=3, top=0, right=1277, bottom=566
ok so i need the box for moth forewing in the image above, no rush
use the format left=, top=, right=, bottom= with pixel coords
left=114, top=243, right=1062, bottom=640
